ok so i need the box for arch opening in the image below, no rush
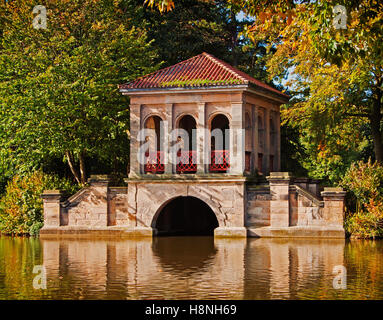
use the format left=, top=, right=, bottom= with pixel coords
left=210, top=114, right=230, bottom=151
left=176, top=115, right=197, bottom=173
left=210, top=114, right=230, bottom=173
left=153, top=196, right=219, bottom=236
left=143, top=115, right=164, bottom=173
left=177, top=115, right=197, bottom=150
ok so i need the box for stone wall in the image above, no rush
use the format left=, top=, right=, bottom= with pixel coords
left=246, top=186, right=271, bottom=227
left=108, top=187, right=131, bottom=226
left=41, top=173, right=346, bottom=238
left=127, top=177, right=247, bottom=237
left=289, top=185, right=325, bottom=227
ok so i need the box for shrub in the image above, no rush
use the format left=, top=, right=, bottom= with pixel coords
left=341, top=159, right=383, bottom=238
left=0, top=171, right=79, bottom=236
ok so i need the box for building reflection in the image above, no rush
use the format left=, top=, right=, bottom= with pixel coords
left=244, top=238, right=346, bottom=299
left=41, top=237, right=345, bottom=299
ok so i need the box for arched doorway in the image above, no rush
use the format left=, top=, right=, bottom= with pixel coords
left=153, top=196, right=219, bottom=236
left=144, top=115, right=164, bottom=173
left=176, top=115, right=197, bottom=173
left=210, top=114, right=230, bottom=172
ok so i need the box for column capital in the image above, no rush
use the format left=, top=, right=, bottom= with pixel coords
left=41, top=190, right=62, bottom=202
left=267, top=172, right=293, bottom=184
left=321, top=187, right=346, bottom=200
left=87, top=175, right=111, bottom=187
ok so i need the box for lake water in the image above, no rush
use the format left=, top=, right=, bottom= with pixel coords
left=0, top=236, right=382, bottom=300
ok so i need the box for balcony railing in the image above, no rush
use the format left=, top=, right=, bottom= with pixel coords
left=176, top=150, right=197, bottom=173
left=144, top=151, right=165, bottom=174
left=209, top=150, right=230, bottom=173
left=144, top=150, right=231, bottom=174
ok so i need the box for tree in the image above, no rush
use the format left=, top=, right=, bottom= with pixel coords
left=241, top=0, right=382, bottom=180
left=0, top=0, right=161, bottom=184
left=146, top=0, right=383, bottom=181
left=142, top=0, right=258, bottom=70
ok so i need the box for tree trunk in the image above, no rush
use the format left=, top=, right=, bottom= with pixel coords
left=79, top=150, right=87, bottom=184
left=65, top=151, right=81, bottom=184
left=370, top=89, right=383, bottom=163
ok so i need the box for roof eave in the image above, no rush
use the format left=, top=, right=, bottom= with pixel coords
left=119, top=83, right=289, bottom=104
left=247, top=83, right=290, bottom=104
left=119, top=84, right=250, bottom=94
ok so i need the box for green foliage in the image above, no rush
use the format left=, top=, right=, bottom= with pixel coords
left=345, top=211, right=383, bottom=239
left=341, top=159, right=383, bottom=206
left=0, top=0, right=161, bottom=184
left=0, top=171, right=79, bottom=236
left=341, top=160, right=383, bottom=238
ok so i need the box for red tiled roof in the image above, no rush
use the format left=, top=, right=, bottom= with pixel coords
left=119, top=52, right=288, bottom=98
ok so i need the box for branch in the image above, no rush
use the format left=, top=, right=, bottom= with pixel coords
left=343, top=113, right=370, bottom=118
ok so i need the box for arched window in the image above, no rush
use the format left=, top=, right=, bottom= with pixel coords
left=210, top=114, right=230, bottom=151
left=176, top=115, right=197, bottom=173
left=144, top=115, right=162, bottom=151
left=210, top=114, right=230, bottom=173
left=143, top=115, right=164, bottom=173
left=177, top=115, right=197, bottom=151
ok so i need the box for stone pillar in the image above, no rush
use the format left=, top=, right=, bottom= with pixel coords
left=275, top=111, right=281, bottom=171
left=87, top=175, right=110, bottom=227
left=41, top=190, right=62, bottom=227
left=229, top=102, right=245, bottom=175
left=197, top=102, right=206, bottom=174
left=129, top=104, right=141, bottom=178
left=321, top=187, right=346, bottom=227
left=251, top=105, right=256, bottom=173
left=267, top=172, right=292, bottom=228
left=164, top=103, right=173, bottom=174
left=264, top=108, right=270, bottom=174
left=253, top=106, right=259, bottom=172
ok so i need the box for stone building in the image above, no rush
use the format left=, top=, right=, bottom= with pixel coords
left=41, top=53, right=346, bottom=238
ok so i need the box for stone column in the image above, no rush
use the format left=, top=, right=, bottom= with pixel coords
left=264, top=108, right=271, bottom=174
left=129, top=104, right=141, bottom=178
left=87, top=175, right=110, bottom=227
left=253, top=105, right=259, bottom=172
left=41, top=190, right=62, bottom=227
left=275, top=111, right=281, bottom=171
left=321, top=187, right=346, bottom=227
left=197, top=102, right=206, bottom=174
left=229, top=102, right=245, bottom=175
left=267, top=172, right=292, bottom=228
left=164, top=103, right=173, bottom=174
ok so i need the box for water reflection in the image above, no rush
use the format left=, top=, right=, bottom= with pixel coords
left=1, top=236, right=383, bottom=299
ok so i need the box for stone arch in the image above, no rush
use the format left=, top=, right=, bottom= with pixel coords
left=175, top=114, right=197, bottom=151
left=151, top=195, right=220, bottom=235
left=151, top=192, right=225, bottom=230
left=175, top=112, right=197, bottom=128
left=143, top=115, right=163, bottom=151
left=210, top=113, right=230, bottom=150
left=142, top=113, right=164, bottom=128
left=207, top=111, right=232, bottom=129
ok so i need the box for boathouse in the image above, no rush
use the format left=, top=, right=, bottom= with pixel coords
left=41, top=53, right=346, bottom=238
